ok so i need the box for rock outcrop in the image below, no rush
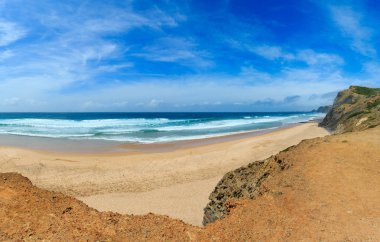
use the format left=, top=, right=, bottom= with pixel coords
left=319, top=86, right=380, bottom=133
left=202, top=148, right=293, bottom=225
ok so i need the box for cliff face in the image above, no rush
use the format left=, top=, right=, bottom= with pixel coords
left=202, top=155, right=288, bottom=225
left=203, top=86, right=380, bottom=226
left=319, top=86, right=380, bottom=133
left=201, top=126, right=380, bottom=241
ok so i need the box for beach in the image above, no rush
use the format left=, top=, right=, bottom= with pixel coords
left=1, top=1, right=379, bottom=239
left=0, top=122, right=329, bottom=225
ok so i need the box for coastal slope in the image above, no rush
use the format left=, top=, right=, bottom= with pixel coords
left=0, top=172, right=196, bottom=241
left=204, top=86, right=380, bottom=225
left=0, top=122, right=327, bottom=226
left=320, top=86, right=380, bottom=133
left=200, top=86, right=380, bottom=240
left=1, top=125, right=380, bottom=240
left=201, top=126, right=380, bottom=240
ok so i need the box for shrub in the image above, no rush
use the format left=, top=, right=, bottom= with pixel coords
left=353, top=86, right=380, bottom=96
left=367, top=99, right=380, bottom=109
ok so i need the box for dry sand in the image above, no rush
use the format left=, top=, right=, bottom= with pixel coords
left=0, top=122, right=329, bottom=225
left=1, top=125, right=379, bottom=241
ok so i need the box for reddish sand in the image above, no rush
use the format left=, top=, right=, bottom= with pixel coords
left=1, top=126, right=379, bottom=241
left=0, top=123, right=328, bottom=225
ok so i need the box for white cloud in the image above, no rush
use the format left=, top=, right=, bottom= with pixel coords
left=0, top=1, right=191, bottom=100
left=145, top=6, right=184, bottom=28
left=0, top=64, right=353, bottom=112
left=3, top=97, right=20, bottom=105
left=0, top=49, right=14, bottom=61
left=80, top=43, right=118, bottom=65
left=296, top=49, right=344, bottom=66
left=29, top=63, right=347, bottom=112
left=250, top=45, right=344, bottom=67
left=330, top=6, right=376, bottom=57
left=0, top=20, right=25, bottom=46
left=97, top=63, right=133, bottom=72
left=135, top=37, right=212, bottom=68
left=250, top=45, right=295, bottom=60
left=146, top=99, right=163, bottom=108
left=0, top=1, right=376, bottom=112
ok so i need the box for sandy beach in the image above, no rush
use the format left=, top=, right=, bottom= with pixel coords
left=0, top=122, right=329, bottom=225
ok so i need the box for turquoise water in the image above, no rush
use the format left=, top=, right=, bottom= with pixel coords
left=0, top=112, right=325, bottom=143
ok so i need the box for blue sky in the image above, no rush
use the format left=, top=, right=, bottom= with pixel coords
left=0, top=0, right=379, bottom=111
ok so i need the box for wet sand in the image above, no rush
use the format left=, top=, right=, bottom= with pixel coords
left=0, top=122, right=300, bottom=153
left=0, top=122, right=329, bottom=225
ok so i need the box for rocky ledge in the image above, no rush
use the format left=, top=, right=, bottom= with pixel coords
left=202, top=148, right=292, bottom=225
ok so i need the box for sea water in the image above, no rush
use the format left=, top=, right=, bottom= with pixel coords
left=0, top=112, right=325, bottom=143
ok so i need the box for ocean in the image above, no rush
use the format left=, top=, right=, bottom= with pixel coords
left=0, top=112, right=325, bottom=143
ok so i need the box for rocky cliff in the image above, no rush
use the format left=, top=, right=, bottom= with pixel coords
left=203, top=86, right=380, bottom=226
left=202, top=150, right=291, bottom=225
left=319, top=86, right=380, bottom=133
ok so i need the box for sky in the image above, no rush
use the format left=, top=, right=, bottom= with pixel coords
left=0, top=0, right=379, bottom=112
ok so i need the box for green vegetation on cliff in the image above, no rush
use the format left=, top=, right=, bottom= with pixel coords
left=352, top=86, right=380, bottom=96
left=319, top=86, right=380, bottom=133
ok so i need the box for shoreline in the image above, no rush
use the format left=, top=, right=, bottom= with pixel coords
left=118, top=122, right=302, bottom=153
left=0, top=122, right=330, bottom=226
left=0, top=121, right=317, bottom=154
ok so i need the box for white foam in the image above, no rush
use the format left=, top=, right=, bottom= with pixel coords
left=0, top=113, right=323, bottom=142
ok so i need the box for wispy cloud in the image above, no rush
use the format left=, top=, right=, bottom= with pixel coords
left=250, top=45, right=344, bottom=67
left=296, top=50, right=344, bottom=66
left=0, top=20, right=25, bottom=46
left=134, top=37, right=212, bottom=68
left=0, top=0, right=378, bottom=111
left=0, top=49, right=14, bottom=61
left=19, top=61, right=347, bottom=112
left=250, top=45, right=295, bottom=61
left=330, top=5, right=376, bottom=57
left=0, top=1, right=185, bottom=94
